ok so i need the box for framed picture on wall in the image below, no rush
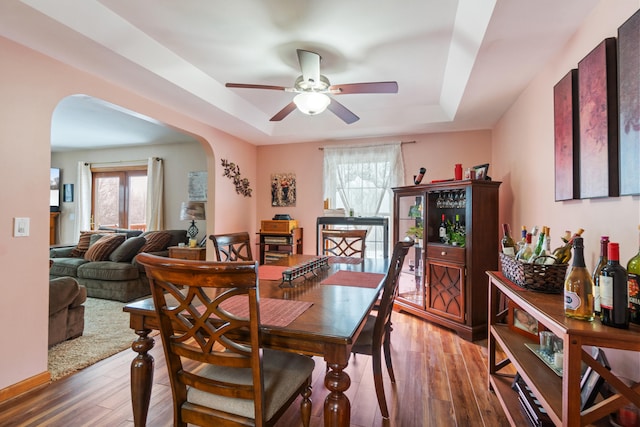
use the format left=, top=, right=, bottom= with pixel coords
left=578, top=38, right=619, bottom=199
left=553, top=69, right=580, bottom=201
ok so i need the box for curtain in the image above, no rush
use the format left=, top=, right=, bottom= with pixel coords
left=323, top=143, right=404, bottom=217
left=73, top=162, right=92, bottom=240
left=146, top=157, right=164, bottom=231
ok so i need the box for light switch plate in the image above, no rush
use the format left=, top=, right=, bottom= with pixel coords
left=14, top=217, right=30, bottom=237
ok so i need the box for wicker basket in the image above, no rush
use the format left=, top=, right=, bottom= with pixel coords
left=499, top=252, right=568, bottom=293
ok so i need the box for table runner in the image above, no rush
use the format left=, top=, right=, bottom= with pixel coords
left=197, top=295, right=313, bottom=328
left=320, top=270, right=385, bottom=289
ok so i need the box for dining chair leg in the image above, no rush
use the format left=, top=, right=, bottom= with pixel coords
left=300, top=378, right=313, bottom=427
left=372, top=347, right=390, bottom=419
left=383, top=339, right=396, bottom=383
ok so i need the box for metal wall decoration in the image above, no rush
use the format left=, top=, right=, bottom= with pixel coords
left=577, top=37, right=619, bottom=199
left=271, top=173, right=296, bottom=207
left=553, top=69, right=580, bottom=201
left=221, top=159, right=252, bottom=197
left=618, top=9, right=640, bottom=196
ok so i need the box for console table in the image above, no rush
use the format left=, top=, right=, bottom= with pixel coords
left=316, top=216, right=389, bottom=258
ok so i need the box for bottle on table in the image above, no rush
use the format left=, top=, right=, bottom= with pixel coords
left=515, top=233, right=534, bottom=262
left=627, top=226, right=640, bottom=325
left=564, top=237, right=594, bottom=321
left=600, top=242, right=630, bottom=329
left=553, top=228, right=585, bottom=264
left=501, top=223, right=516, bottom=257
left=592, top=236, right=610, bottom=316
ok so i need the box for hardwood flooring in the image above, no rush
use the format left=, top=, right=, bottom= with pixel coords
left=0, top=312, right=510, bottom=426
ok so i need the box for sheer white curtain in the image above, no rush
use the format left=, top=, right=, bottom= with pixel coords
left=323, top=143, right=404, bottom=217
left=73, top=161, right=92, bottom=240
left=146, top=157, right=164, bottom=231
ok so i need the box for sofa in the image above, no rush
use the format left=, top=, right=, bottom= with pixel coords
left=49, top=276, right=87, bottom=347
left=50, top=229, right=188, bottom=302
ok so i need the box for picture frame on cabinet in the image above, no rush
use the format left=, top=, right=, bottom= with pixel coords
left=473, top=163, right=489, bottom=180
left=508, top=300, right=545, bottom=342
left=618, top=9, right=640, bottom=196
left=553, top=69, right=580, bottom=201
left=577, top=37, right=619, bottom=199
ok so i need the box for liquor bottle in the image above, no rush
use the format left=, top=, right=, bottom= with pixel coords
left=564, top=237, right=594, bottom=321
left=515, top=233, right=534, bottom=262
left=501, top=223, right=516, bottom=257
left=535, top=227, right=556, bottom=265
left=439, top=214, right=447, bottom=243
left=552, top=228, right=585, bottom=264
left=600, top=242, right=630, bottom=329
left=627, top=226, right=640, bottom=325
left=592, top=236, right=610, bottom=316
left=517, top=226, right=528, bottom=253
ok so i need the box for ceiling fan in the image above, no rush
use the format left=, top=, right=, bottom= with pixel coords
left=225, top=49, right=398, bottom=124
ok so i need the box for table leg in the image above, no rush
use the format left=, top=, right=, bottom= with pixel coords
left=130, top=328, right=155, bottom=427
left=324, top=360, right=351, bottom=427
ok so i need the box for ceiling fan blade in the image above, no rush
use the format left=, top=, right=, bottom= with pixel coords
left=327, top=98, right=359, bottom=124
left=297, top=49, right=321, bottom=86
left=270, top=102, right=297, bottom=121
left=226, top=83, right=288, bottom=91
left=330, top=81, right=398, bottom=94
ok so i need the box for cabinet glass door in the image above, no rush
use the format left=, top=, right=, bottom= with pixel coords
left=396, top=193, right=424, bottom=308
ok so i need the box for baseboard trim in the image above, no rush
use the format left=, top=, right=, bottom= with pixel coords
left=0, top=371, right=50, bottom=404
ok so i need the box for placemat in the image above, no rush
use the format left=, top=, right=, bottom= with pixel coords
left=258, top=265, right=288, bottom=281
left=198, top=295, right=313, bottom=328
left=320, top=270, right=385, bottom=288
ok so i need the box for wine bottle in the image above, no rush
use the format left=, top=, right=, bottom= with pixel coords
left=515, top=233, right=533, bottom=262
left=531, top=226, right=547, bottom=262
left=439, top=214, right=447, bottom=243
left=552, top=228, right=585, bottom=264
left=501, top=223, right=516, bottom=257
left=592, top=236, right=610, bottom=316
left=564, top=237, right=594, bottom=321
left=600, top=242, right=630, bottom=329
left=627, top=226, right=640, bottom=325
left=517, top=226, right=527, bottom=253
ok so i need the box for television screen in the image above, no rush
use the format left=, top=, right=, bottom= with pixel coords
left=50, top=168, right=60, bottom=210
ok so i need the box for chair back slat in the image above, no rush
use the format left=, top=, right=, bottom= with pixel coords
left=321, top=229, right=367, bottom=258
left=209, top=232, right=253, bottom=261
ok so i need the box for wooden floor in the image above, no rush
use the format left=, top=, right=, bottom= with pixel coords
left=0, top=312, right=510, bottom=426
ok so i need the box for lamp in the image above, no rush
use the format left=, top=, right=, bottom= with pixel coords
left=293, top=92, right=330, bottom=115
left=180, top=201, right=206, bottom=240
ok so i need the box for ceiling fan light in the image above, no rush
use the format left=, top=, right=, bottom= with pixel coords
left=293, top=92, right=330, bottom=115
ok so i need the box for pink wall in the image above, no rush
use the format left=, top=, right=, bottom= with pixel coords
left=0, top=36, right=257, bottom=392
left=256, top=131, right=491, bottom=254
left=492, top=0, right=640, bottom=379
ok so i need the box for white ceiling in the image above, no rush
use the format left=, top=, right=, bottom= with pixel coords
left=0, top=0, right=600, bottom=150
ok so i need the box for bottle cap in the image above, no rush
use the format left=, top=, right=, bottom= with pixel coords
left=608, top=242, right=620, bottom=261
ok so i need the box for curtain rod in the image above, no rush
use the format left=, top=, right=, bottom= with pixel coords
left=85, top=157, right=162, bottom=166
left=318, top=141, right=415, bottom=151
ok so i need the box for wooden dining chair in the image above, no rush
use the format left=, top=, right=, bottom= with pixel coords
left=136, top=253, right=314, bottom=427
left=321, top=229, right=367, bottom=259
left=209, top=232, right=253, bottom=261
left=351, top=239, right=414, bottom=419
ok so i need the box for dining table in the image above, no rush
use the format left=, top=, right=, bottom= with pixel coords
left=123, top=254, right=389, bottom=427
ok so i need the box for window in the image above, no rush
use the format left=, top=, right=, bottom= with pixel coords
left=323, top=144, right=404, bottom=258
left=92, top=167, right=147, bottom=230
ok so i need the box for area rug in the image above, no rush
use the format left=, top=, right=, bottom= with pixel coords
left=48, top=297, right=135, bottom=381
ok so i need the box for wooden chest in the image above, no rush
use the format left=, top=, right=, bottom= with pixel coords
left=261, top=220, right=298, bottom=234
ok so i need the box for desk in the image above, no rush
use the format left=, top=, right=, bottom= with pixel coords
left=316, top=216, right=390, bottom=258
left=124, top=257, right=388, bottom=427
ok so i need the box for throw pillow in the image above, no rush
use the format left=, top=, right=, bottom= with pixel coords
left=138, top=231, right=172, bottom=253
left=109, top=236, right=147, bottom=262
left=69, top=230, right=113, bottom=258
left=84, top=234, right=127, bottom=261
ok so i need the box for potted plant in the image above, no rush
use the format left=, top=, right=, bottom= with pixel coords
left=406, top=224, right=424, bottom=247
